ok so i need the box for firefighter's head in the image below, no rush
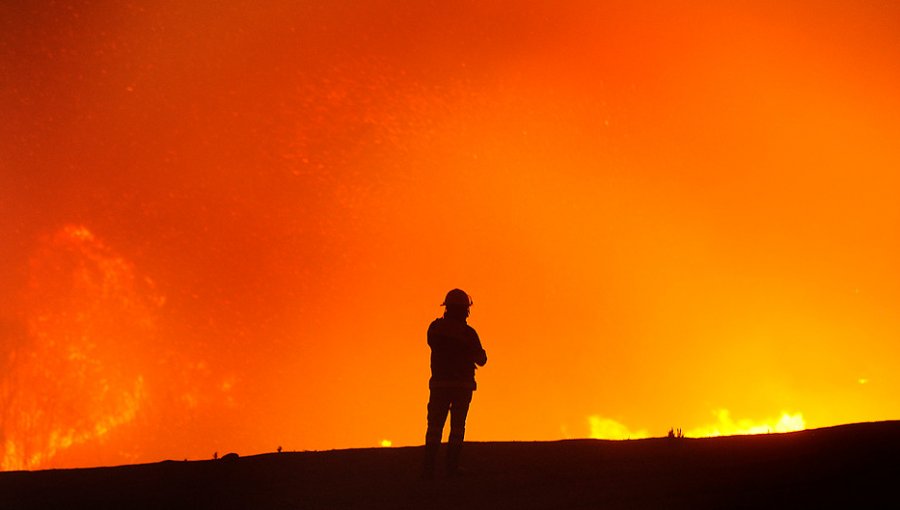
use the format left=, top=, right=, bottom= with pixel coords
left=441, top=288, right=472, bottom=319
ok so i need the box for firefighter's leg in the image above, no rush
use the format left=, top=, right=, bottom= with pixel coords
left=446, top=390, right=473, bottom=474
left=423, top=389, right=450, bottom=478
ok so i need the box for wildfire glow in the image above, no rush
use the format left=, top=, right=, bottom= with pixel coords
left=3, top=0, right=900, bottom=470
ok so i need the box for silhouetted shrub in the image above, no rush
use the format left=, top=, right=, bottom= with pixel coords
left=667, top=427, right=684, bottom=439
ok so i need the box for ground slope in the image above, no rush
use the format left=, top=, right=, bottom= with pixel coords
left=2, top=421, right=898, bottom=509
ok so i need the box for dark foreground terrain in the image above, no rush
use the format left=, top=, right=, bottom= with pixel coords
left=2, top=421, right=898, bottom=509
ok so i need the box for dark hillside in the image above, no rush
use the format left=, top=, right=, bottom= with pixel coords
left=2, top=421, right=898, bottom=509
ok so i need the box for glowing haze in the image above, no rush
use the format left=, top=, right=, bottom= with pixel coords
left=2, top=1, right=899, bottom=469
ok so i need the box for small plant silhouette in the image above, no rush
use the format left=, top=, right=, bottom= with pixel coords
left=667, top=427, right=684, bottom=439
left=277, top=445, right=283, bottom=453
left=213, top=451, right=218, bottom=460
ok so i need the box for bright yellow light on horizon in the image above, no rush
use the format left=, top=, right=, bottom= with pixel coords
left=586, top=410, right=806, bottom=441
left=380, top=440, right=392, bottom=448
left=686, top=410, right=806, bottom=438
left=588, top=416, right=650, bottom=440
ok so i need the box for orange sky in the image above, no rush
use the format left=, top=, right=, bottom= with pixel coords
left=2, top=1, right=900, bottom=470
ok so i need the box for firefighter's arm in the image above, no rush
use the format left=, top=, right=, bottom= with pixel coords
left=472, top=332, right=487, bottom=367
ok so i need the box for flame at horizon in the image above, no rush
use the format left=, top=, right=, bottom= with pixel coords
left=588, top=416, right=650, bottom=440
left=685, top=410, right=806, bottom=438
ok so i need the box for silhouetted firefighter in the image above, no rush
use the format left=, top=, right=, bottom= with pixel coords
left=422, top=288, right=488, bottom=478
